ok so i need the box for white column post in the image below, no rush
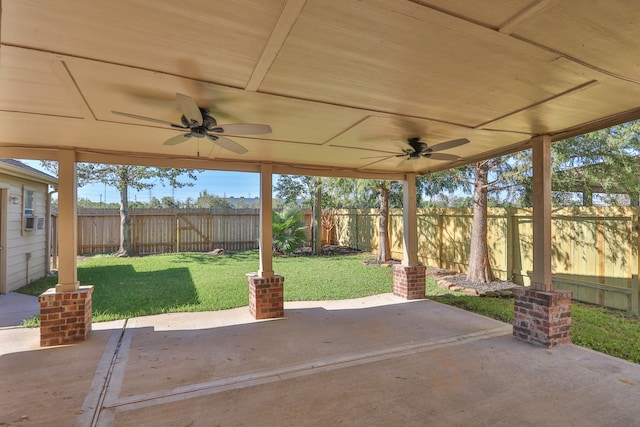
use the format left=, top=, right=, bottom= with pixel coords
left=258, top=163, right=274, bottom=278
left=531, top=135, right=553, bottom=291
left=402, top=174, right=419, bottom=266
left=55, top=149, right=79, bottom=292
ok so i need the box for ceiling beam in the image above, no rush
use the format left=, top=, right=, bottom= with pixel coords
left=409, top=0, right=640, bottom=85
left=245, top=0, right=307, bottom=92
left=0, top=147, right=61, bottom=161
left=0, top=144, right=406, bottom=180
left=499, top=0, right=558, bottom=35
left=475, top=80, right=600, bottom=130
left=432, top=106, right=640, bottom=173
left=550, top=106, right=640, bottom=142
left=272, top=163, right=404, bottom=181
left=49, top=60, right=95, bottom=120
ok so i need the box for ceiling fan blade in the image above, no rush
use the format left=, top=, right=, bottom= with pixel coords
left=207, top=134, right=248, bottom=154
left=163, top=134, right=192, bottom=146
left=361, top=154, right=397, bottom=160
left=425, top=153, right=460, bottom=161
left=213, top=124, right=272, bottom=135
left=429, top=138, right=470, bottom=152
left=397, top=157, right=410, bottom=168
left=112, top=111, right=186, bottom=128
left=176, top=93, right=203, bottom=126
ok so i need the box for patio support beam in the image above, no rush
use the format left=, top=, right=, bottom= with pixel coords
left=39, top=149, right=93, bottom=346
left=531, top=135, right=553, bottom=291
left=55, top=149, right=79, bottom=292
left=402, top=174, right=419, bottom=267
left=513, top=135, right=572, bottom=348
left=258, top=163, right=274, bottom=278
left=393, top=174, right=425, bottom=300
left=247, top=163, right=284, bottom=320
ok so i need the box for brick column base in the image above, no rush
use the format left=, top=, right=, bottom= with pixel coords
left=38, top=286, right=94, bottom=347
left=513, top=288, right=572, bottom=348
left=247, top=274, right=284, bottom=320
left=393, top=264, right=426, bottom=300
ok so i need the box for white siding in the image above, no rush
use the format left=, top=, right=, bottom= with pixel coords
left=1, top=172, right=50, bottom=292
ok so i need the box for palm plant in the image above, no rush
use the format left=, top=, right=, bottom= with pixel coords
left=272, top=208, right=308, bottom=254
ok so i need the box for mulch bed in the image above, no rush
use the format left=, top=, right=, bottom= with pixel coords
left=213, top=245, right=520, bottom=297
left=292, top=245, right=364, bottom=256
left=425, top=267, right=519, bottom=297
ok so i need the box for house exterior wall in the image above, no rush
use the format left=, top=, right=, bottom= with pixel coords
left=0, top=172, right=50, bottom=293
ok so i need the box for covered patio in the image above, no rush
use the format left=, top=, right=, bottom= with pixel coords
left=1, top=2, right=640, bottom=419
left=2, top=294, right=640, bottom=425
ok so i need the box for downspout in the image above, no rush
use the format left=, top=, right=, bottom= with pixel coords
left=46, top=188, right=58, bottom=276
left=25, top=252, right=31, bottom=285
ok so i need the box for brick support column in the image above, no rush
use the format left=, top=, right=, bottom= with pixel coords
left=247, top=274, right=284, bottom=319
left=393, top=264, right=425, bottom=300
left=513, top=288, right=572, bottom=348
left=38, top=286, right=94, bottom=347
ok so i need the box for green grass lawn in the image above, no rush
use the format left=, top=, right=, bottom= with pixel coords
left=17, top=252, right=640, bottom=364
left=432, top=290, right=640, bottom=364
left=18, top=251, right=398, bottom=322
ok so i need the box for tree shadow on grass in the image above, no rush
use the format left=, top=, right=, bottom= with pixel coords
left=166, top=251, right=259, bottom=266
left=79, top=264, right=200, bottom=319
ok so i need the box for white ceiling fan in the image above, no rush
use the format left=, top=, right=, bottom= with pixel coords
left=112, top=93, right=272, bottom=154
left=363, top=137, right=469, bottom=166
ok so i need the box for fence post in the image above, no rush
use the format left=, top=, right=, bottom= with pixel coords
left=354, top=210, right=359, bottom=250
left=635, top=216, right=640, bottom=315
left=131, top=213, right=137, bottom=254
left=505, top=208, right=514, bottom=282
left=597, top=216, right=606, bottom=287
left=175, top=214, right=180, bottom=253
left=438, top=211, right=443, bottom=268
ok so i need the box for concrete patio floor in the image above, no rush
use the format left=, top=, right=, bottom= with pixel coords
left=0, top=292, right=39, bottom=327
left=1, top=293, right=640, bottom=426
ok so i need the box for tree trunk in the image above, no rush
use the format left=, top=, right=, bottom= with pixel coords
left=582, top=186, right=593, bottom=206
left=312, top=177, right=322, bottom=255
left=467, top=162, right=495, bottom=282
left=377, top=182, right=391, bottom=263
left=116, top=181, right=134, bottom=257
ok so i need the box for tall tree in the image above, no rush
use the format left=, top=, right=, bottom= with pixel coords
left=552, top=121, right=640, bottom=205
left=425, top=120, right=640, bottom=283
left=278, top=173, right=471, bottom=263
left=423, top=151, right=531, bottom=282
left=466, top=161, right=495, bottom=283
left=274, top=175, right=317, bottom=208
left=41, top=162, right=199, bottom=256
left=324, top=178, right=427, bottom=263
left=195, top=190, right=233, bottom=209
left=377, top=181, right=391, bottom=262
left=161, top=196, right=180, bottom=208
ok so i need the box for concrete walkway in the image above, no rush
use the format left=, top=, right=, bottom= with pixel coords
left=1, top=294, right=639, bottom=426
left=0, top=292, right=39, bottom=328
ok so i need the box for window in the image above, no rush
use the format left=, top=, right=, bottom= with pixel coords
left=23, top=189, right=36, bottom=231
left=24, top=189, right=35, bottom=217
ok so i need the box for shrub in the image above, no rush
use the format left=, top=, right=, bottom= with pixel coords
left=272, top=208, right=308, bottom=254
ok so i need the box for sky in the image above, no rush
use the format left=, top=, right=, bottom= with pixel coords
left=19, top=160, right=266, bottom=203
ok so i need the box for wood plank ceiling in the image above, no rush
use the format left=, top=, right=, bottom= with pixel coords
left=1, top=0, right=640, bottom=179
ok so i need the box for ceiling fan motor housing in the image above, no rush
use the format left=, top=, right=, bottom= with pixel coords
left=192, top=128, right=207, bottom=138
left=407, top=137, right=429, bottom=154
left=201, top=113, right=218, bottom=131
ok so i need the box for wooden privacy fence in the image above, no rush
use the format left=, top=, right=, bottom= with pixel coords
left=77, top=208, right=262, bottom=254
left=76, top=208, right=315, bottom=255
left=73, top=207, right=640, bottom=313
left=333, top=207, right=640, bottom=314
